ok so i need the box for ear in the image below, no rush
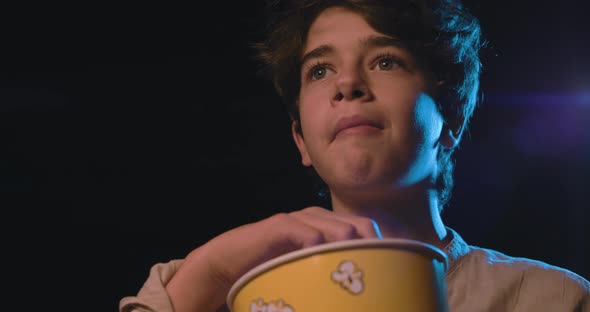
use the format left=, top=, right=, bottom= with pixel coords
left=291, top=120, right=313, bottom=166
left=439, top=117, right=464, bottom=149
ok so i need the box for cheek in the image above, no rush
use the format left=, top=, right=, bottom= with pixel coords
left=298, top=88, right=330, bottom=139
left=413, top=92, right=443, bottom=144
left=299, top=106, right=325, bottom=144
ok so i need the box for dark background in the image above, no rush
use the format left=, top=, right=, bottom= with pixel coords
left=1, top=1, right=588, bottom=311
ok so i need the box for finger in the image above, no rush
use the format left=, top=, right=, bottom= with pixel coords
left=263, top=212, right=329, bottom=249
left=296, top=206, right=383, bottom=239
left=289, top=210, right=363, bottom=242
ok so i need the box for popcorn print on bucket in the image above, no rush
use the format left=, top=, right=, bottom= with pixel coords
left=331, top=260, right=364, bottom=294
left=250, top=298, right=294, bottom=312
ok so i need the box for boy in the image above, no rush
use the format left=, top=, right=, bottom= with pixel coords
left=120, top=1, right=590, bottom=311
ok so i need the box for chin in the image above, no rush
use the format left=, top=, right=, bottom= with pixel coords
left=331, top=170, right=387, bottom=193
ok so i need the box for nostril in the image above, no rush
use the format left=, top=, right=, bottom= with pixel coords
left=352, top=90, right=364, bottom=98
left=335, top=89, right=366, bottom=101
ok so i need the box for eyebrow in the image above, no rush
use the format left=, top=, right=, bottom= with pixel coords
left=300, top=35, right=406, bottom=67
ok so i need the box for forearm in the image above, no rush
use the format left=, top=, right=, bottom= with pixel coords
left=166, top=246, right=230, bottom=312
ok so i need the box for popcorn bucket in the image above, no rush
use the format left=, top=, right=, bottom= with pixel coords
left=227, top=238, right=449, bottom=312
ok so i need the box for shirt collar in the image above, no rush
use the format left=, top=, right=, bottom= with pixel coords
left=442, top=227, right=471, bottom=274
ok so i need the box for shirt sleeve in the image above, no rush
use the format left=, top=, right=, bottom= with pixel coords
left=446, top=245, right=590, bottom=312
left=563, top=271, right=590, bottom=312
left=514, top=266, right=590, bottom=311
left=119, top=259, right=184, bottom=312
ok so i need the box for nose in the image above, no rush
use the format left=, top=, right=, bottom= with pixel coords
left=333, top=67, right=372, bottom=103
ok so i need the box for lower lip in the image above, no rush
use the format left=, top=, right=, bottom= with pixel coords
left=336, top=125, right=381, bottom=137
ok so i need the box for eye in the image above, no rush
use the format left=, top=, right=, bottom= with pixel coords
left=310, top=65, right=328, bottom=80
left=374, top=54, right=403, bottom=71
left=301, top=60, right=333, bottom=81
left=304, top=61, right=333, bottom=81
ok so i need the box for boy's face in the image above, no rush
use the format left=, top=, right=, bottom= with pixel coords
left=292, top=6, right=448, bottom=198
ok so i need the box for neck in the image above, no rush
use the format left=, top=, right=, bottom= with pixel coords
left=329, top=182, right=449, bottom=250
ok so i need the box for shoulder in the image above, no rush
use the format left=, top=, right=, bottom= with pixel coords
left=448, top=245, right=589, bottom=311
left=467, top=246, right=589, bottom=289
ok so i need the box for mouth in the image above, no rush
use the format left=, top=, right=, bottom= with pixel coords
left=333, top=115, right=383, bottom=140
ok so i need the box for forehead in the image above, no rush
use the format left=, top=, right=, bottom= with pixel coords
left=303, top=6, right=394, bottom=55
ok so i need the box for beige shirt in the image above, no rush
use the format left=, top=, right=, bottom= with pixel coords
left=119, top=228, right=590, bottom=312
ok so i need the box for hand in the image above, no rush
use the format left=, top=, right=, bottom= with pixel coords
left=166, top=206, right=382, bottom=312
